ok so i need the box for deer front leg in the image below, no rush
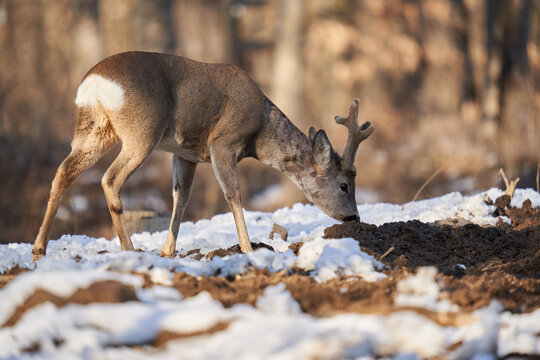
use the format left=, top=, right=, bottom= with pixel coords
left=209, top=146, right=253, bottom=253
left=161, top=155, right=197, bottom=257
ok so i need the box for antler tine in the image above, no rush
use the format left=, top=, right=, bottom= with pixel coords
left=334, top=98, right=374, bottom=169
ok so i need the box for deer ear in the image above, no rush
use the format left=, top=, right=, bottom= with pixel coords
left=308, top=127, right=317, bottom=144
left=312, top=130, right=334, bottom=169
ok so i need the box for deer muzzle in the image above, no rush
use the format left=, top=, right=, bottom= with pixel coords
left=342, top=215, right=360, bottom=222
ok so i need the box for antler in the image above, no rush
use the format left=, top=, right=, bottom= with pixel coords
left=334, top=98, right=374, bottom=170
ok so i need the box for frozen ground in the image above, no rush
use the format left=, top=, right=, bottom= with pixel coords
left=0, top=188, right=539, bottom=359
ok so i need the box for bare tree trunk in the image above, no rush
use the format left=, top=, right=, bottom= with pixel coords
left=71, top=1, right=102, bottom=83
left=455, top=0, right=477, bottom=104
left=496, top=0, right=537, bottom=173
left=483, top=0, right=502, bottom=125
left=99, top=0, right=135, bottom=56
left=271, top=0, right=304, bottom=123
left=174, top=0, right=232, bottom=63
left=133, top=0, right=175, bottom=52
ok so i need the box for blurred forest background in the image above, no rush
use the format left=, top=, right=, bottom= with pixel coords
left=0, top=0, right=539, bottom=244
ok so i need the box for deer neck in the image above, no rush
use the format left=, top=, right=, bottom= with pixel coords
left=255, top=99, right=314, bottom=190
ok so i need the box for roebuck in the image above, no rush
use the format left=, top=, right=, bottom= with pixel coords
left=33, top=51, right=373, bottom=260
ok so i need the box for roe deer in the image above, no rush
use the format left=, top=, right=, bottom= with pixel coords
left=32, top=51, right=373, bottom=260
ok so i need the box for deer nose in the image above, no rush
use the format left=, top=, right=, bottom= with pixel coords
left=343, top=215, right=359, bottom=222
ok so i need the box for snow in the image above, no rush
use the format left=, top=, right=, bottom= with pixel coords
left=498, top=309, right=540, bottom=356
left=394, top=267, right=460, bottom=313
left=0, top=270, right=142, bottom=326
left=296, top=235, right=385, bottom=282
left=0, top=188, right=539, bottom=358
left=256, top=283, right=302, bottom=314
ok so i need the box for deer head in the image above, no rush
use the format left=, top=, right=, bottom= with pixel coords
left=301, top=99, right=374, bottom=222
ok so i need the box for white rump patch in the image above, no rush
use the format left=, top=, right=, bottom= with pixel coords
left=75, top=74, right=124, bottom=110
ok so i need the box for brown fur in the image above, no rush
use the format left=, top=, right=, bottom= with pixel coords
left=33, top=52, right=372, bottom=260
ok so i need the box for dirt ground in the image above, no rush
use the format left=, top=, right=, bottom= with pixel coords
left=165, top=194, right=540, bottom=321
left=2, top=194, right=539, bottom=347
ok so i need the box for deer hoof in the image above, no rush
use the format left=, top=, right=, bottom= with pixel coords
left=120, top=243, right=135, bottom=251
left=32, top=247, right=45, bottom=262
left=32, top=252, right=44, bottom=262
left=240, top=243, right=253, bottom=253
left=160, top=251, right=175, bottom=258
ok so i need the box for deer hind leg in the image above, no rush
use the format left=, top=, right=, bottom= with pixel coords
left=209, top=146, right=253, bottom=253
left=101, top=143, right=156, bottom=251
left=33, top=131, right=116, bottom=261
left=160, top=155, right=197, bottom=257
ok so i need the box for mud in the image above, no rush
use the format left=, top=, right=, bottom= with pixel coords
left=493, top=196, right=540, bottom=230
left=180, top=242, right=275, bottom=261
left=440, top=271, right=539, bottom=313
left=172, top=269, right=401, bottom=316
left=170, top=266, right=538, bottom=318
left=319, top=195, right=540, bottom=313
left=205, top=242, right=274, bottom=260
left=0, top=265, right=30, bottom=289
left=3, top=280, right=137, bottom=327
left=324, top=220, right=539, bottom=278
left=151, top=322, right=231, bottom=347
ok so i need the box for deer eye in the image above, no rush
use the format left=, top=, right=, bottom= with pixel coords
left=340, top=183, right=348, bottom=193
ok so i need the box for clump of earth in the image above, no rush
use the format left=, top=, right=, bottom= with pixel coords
left=323, top=202, right=539, bottom=279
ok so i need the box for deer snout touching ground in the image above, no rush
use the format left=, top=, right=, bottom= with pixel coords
left=343, top=215, right=360, bottom=222
left=32, top=52, right=373, bottom=261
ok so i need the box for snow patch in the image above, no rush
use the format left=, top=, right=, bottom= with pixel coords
left=256, top=283, right=301, bottom=314
left=498, top=308, right=540, bottom=356
left=394, top=267, right=459, bottom=313
left=297, top=235, right=385, bottom=282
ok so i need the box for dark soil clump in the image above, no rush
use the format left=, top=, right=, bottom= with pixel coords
left=179, top=242, right=275, bottom=260
left=440, top=271, right=540, bottom=313
left=323, top=220, right=539, bottom=278
left=173, top=269, right=405, bottom=316
left=321, top=197, right=540, bottom=313
left=288, top=242, right=304, bottom=255
left=489, top=194, right=540, bottom=230
left=205, top=242, right=274, bottom=260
